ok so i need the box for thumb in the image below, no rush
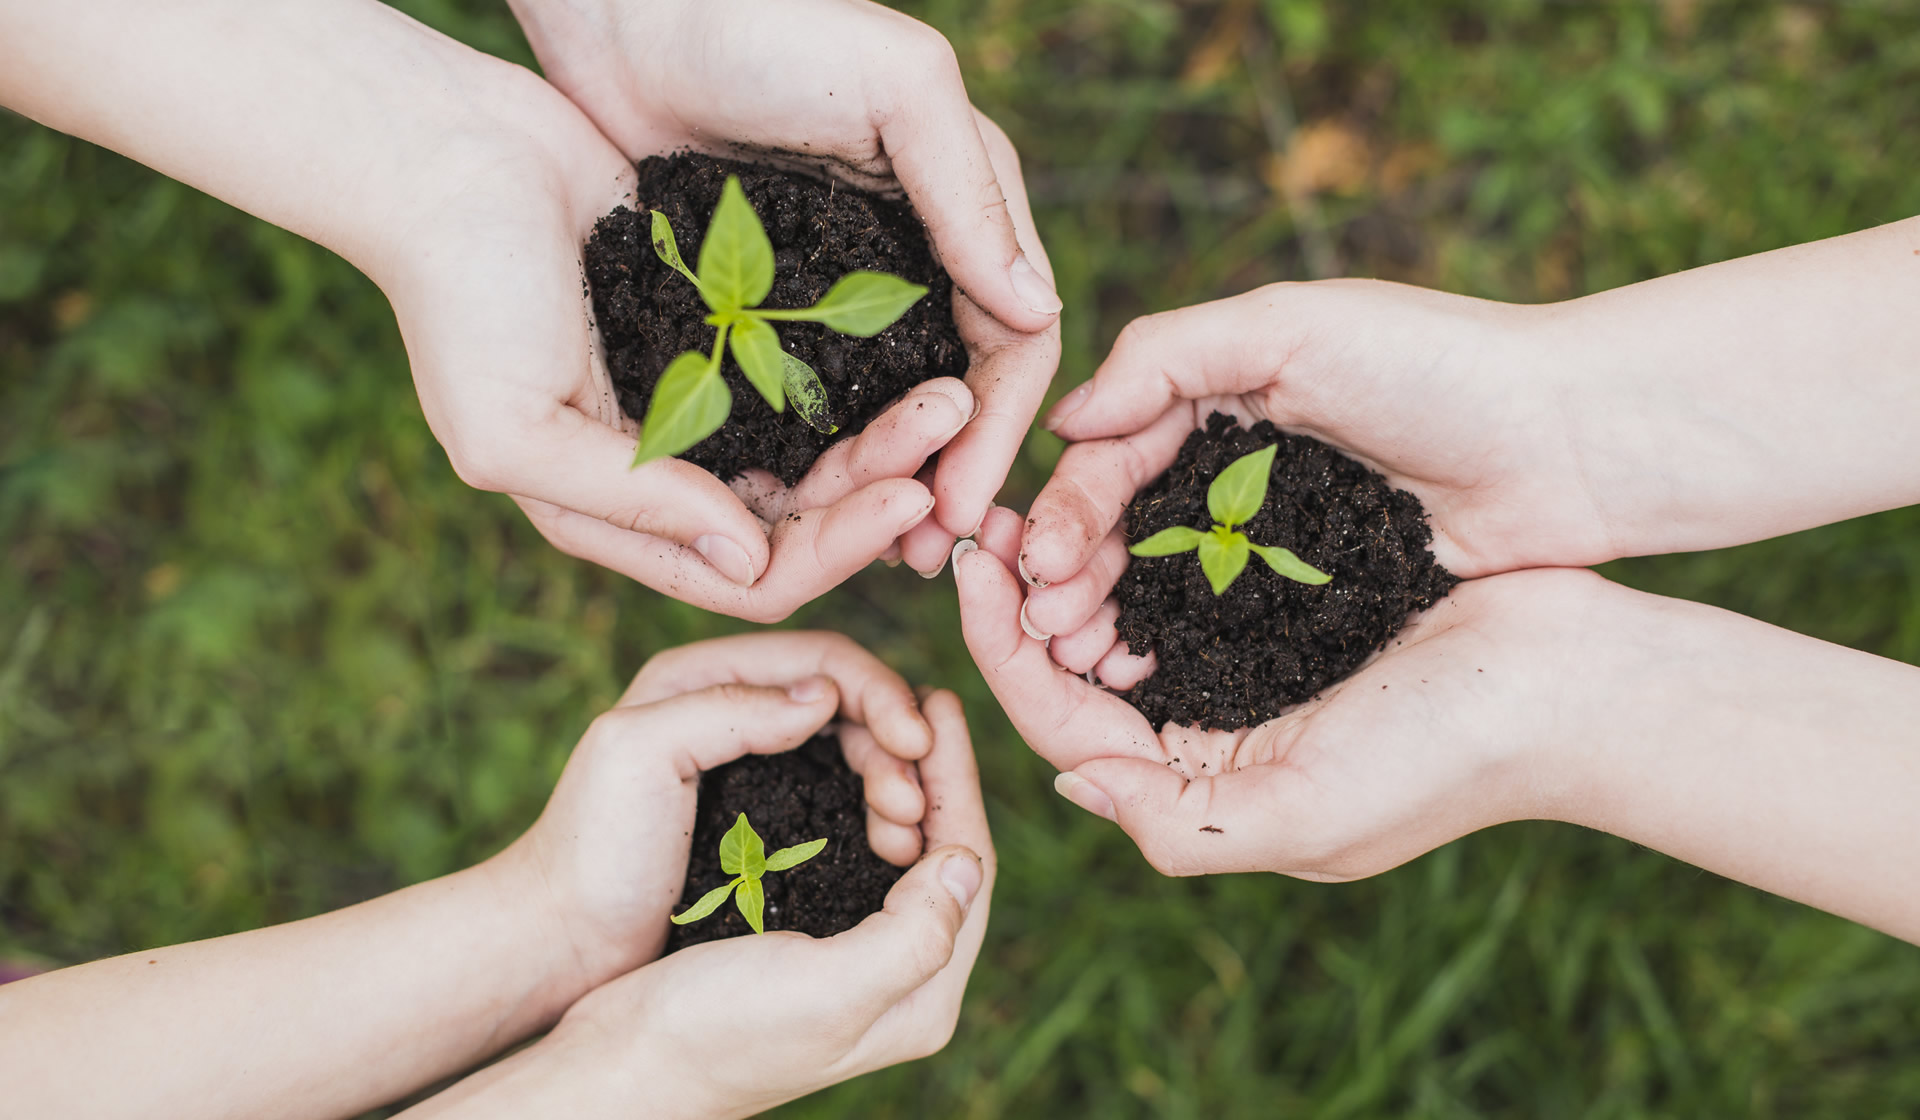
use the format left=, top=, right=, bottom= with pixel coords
left=1067, top=757, right=1297, bottom=878
left=1043, top=291, right=1287, bottom=442
left=811, top=844, right=983, bottom=1015
left=588, top=677, right=842, bottom=780
left=878, top=80, right=1059, bottom=333
left=472, top=405, right=772, bottom=587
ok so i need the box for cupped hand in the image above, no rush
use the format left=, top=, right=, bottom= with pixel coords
left=422, top=690, right=993, bottom=1119
left=377, top=64, right=989, bottom=621
left=497, top=631, right=942, bottom=996
left=957, top=507, right=1609, bottom=880
left=511, top=0, right=1064, bottom=550
left=1016, top=281, right=1619, bottom=642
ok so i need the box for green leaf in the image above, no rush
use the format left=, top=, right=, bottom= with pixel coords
left=775, top=271, right=929, bottom=336
left=1250, top=542, right=1332, bottom=586
left=719, top=812, right=766, bottom=878
left=1197, top=530, right=1250, bottom=596
left=632, top=351, right=732, bottom=465
left=1128, top=526, right=1206, bottom=556
left=670, top=879, right=738, bottom=925
left=764, top=837, right=829, bottom=872
left=649, top=209, right=702, bottom=292
left=736, top=876, right=766, bottom=934
left=780, top=350, right=838, bottom=434
left=1207, top=444, right=1278, bottom=529
left=697, top=175, right=773, bottom=312
left=729, top=316, right=787, bottom=411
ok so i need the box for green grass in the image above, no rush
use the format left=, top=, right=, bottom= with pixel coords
left=5, top=1, right=1920, bottom=1116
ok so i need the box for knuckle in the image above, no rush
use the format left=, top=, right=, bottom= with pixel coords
left=446, top=444, right=509, bottom=493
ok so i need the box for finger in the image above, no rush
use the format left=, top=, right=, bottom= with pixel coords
left=840, top=723, right=927, bottom=828
left=1095, top=642, right=1157, bottom=693
left=585, top=679, right=841, bottom=782
left=1022, top=528, right=1130, bottom=640
left=808, top=843, right=983, bottom=1025
left=876, top=67, right=1060, bottom=333
left=1064, top=757, right=1313, bottom=877
left=1041, top=291, right=1289, bottom=443
left=530, top=478, right=935, bottom=623
left=621, top=632, right=933, bottom=760
left=901, top=495, right=961, bottom=577
left=1050, top=598, right=1121, bottom=676
left=974, top=504, right=1024, bottom=571
left=785, top=379, right=973, bottom=513
left=1018, top=406, right=1196, bottom=588
left=953, top=544, right=1162, bottom=771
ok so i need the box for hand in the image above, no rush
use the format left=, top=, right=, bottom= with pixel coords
left=407, top=690, right=994, bottom=1119
left=508, top=0, right=1064, bottom=554
left=957, top=506, right=1596, bottom=879
left=1015, top=280, right=1615, bottom=643
left=378, top=68, right=986, bottom=620
left=495, top=632, right=941, bottom=994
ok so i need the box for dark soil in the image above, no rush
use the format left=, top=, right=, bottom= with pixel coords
left=1113, top=412, right=1458, bottom=731
left=584, top=152, right=968, bottom=486
left=665, top=733, right=904, bottom=950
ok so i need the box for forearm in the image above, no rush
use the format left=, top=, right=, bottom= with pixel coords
left=1548, top=582, right=1920, bottom=941
left=1543, top=215, right=1920, bottom=557
left=0, top=850, right=586, bottom=1120
left=0, top=0, right=546, bottom=283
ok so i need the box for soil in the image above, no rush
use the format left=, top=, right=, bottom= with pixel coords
left=1113, top=412, right=1458, bottom=731
left=583, top=152, right=968, bottom=486
left=665, top=732, right=905, bottom=951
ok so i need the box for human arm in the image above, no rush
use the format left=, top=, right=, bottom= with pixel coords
left=0, top=632, right=942, bottom=1118
left=504, top=0, right=1064, bottom=553
left=399, top=688, right=995, bottom=1120
left=1024, top=216, right=1920, bottom=635
left=957, top=509, right=1920, bottom=942
left=0, top=0, right=976, bottom=620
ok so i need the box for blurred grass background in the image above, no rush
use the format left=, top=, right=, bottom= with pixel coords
left=4, top=0, right=1920, bottom=1115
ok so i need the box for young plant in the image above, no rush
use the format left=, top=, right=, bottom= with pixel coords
left=1127, top=444, right=1333, bottom=595
left=669, top=811, right=829, bottom=935
left=633, top=175, right=929, bottom=464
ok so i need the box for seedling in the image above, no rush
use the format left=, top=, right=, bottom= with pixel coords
left=633, top=175, right=929, bottom=464
left=669, top=811, right=828, bottom=935
left=1127, top=444, right=1333, bottom=595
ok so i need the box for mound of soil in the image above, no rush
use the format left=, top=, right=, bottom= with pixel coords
left=1113, top=412, right=1458, bottom=731
left=665, top=733, right=904, bottom=951
left=584, top=152, right=968, bottom=486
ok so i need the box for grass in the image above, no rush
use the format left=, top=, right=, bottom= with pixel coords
left=4, top=0, right=1920, bottom=1115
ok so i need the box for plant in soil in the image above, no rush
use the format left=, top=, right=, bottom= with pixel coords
left=669, top=812, right=828, bottom=935
left=632, top=174, right=929, bottom=464
left=1128, top=443, right=1331, bottom=594
left=585, top=153, right=969, bottom=485
left=1114, top=412, right=1458, bottom=733
left=666, top=733, right=906, bottom=951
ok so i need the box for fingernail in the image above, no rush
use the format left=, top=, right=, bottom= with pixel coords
left=1054, top=772, right=1116, bottom=821
left=788, top=676, right=833, bottom=703
left=1019, top=599, right=1053, bottom=643
left=917, top=551, right=948, bottom=580
left=949, top=538, right=979, bottom=584
left=966, top=501, right=996, bottom=540
left=939, top=852, right=983, bottom=909
left=693, top=534, right=755, bottom=586
left=1044, top=383, right=1091, bottom=432
left=1009, top=253, right=1062, bottom=317
left=1017, top=553, right=1050, bottom=589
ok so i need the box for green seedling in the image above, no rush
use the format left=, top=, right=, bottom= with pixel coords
left=1127, top=444, right=1333, bottom=596
left=633, top=175, right=930, bottom=465
left=669, top=812, right=828, bottom=935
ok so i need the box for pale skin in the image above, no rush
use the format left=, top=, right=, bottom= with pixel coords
left=0, top=633, right=995, bottom=1119
left=964, top=217, right=1920, bottom=943
left=0, top=0, right=1059, bottom=621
